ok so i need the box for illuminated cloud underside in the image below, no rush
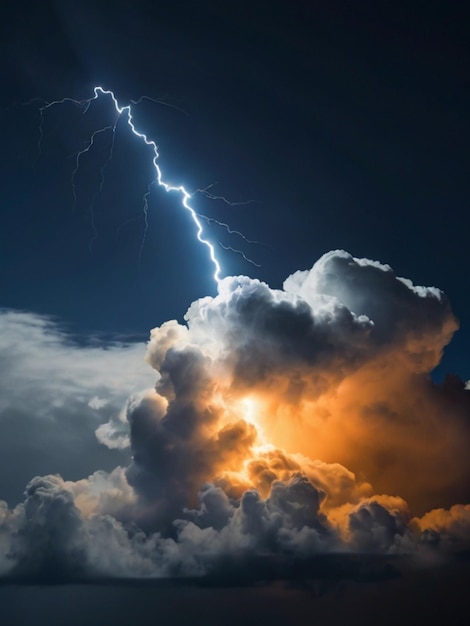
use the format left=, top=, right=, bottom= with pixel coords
left=1, top=250, right=469, bottom=579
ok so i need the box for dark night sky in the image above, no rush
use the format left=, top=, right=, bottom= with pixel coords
left=1, top=0, right=469, bottom=379
left=1, top=1, right=470, bottom=623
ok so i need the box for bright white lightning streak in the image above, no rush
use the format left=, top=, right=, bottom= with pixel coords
left=32, top=88, right=222, bottom=281
left=82, top=86, right=223, bottom=283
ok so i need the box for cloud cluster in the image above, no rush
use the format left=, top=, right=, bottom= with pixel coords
left=0, top=251, right=469, bottom=580
left=0, top=310, right=154, bottom=504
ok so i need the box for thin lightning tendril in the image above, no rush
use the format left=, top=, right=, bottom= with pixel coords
left=87, top=118, right=119, bottom=252
left=34, top=107, right=45, bottom=168
left=35, top=97, right=90, bottom=166
left=138, top=181, right=155, bottom=263
left=198, top=213, right=262, bottom=248
left=71, top=123, right=116, bottom=213
left=196, top=183, right=255, bottom=206
left=218, top=243, right=261, bottom=268
left=116, top=215, right=142, bottom=239
left=130, top=95, right=190, bottom=117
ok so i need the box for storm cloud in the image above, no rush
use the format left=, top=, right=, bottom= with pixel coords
left=0, top=251, right=469, bottom=580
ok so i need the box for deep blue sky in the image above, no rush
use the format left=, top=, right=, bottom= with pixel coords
left=1, top=0, right=469, bottom=379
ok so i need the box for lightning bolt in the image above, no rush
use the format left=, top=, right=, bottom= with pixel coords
left=29, top=87, right=261, bottom=282
left=103, top=86, right=224, bottom=282
left=32, top=87, right=222, bottom=281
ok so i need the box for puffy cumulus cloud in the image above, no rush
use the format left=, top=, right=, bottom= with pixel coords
left=346, top=498, right=411, bottom=554
left=7, top=475, right=88, bottom=580
left=0, top=250, right=469, bottom=581
left=0, top=473, right=336, bottom=579
left=0, top=310, right=155, bottom=504
left=284, top=250, right=457, bottom=372
left=0, top=501, right=16, bottom=576
left=124, top=385, right=258, bottom=529
left=412, top=504, right=470, bottom=552
left=171, top=273, right=374, bottom=401
left=138, top=250, right=468, bottom=514
left=0, top=474, right=163, bottom=580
